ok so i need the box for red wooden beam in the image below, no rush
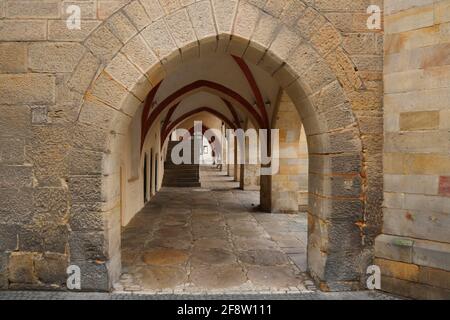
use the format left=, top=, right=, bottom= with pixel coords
left=222, top=98, right=241, bottom=129
left=160, top=103, right=178, bottom=139
left=188, top=125, right=209, bottom=136
left=232, top=55, right=269, bottom=128
left=142, top=80, right=265, bottom=146
left=141, top=81, right=162, bottom=150
left=161, top=106, right=237, bottom=144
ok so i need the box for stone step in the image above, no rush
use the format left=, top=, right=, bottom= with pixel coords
left=164, top=174, right=199, bottom=180
left=163, top=182, right=201, bottom=188
left=163, top=172, right=199, bottom=178
left=162, top=160, right=200, bottom=187
left=164, top=164, right=200, bottom=169
left=163, top=140, right=200, bottom=187
left=164, top=168, right=199, bottom=173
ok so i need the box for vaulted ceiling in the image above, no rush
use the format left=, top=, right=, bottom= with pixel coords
left=140, top=52, right=281, bottom=149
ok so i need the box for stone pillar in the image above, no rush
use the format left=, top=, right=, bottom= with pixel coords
left=239, top=163, right=260, bottom=190
left=262, top=92, right=308, bottom=212
left=260, top=168, right=272, bottom=211
left=226, top=129, right=234, bottom=177
left=239, top=129, right=260, bottom=191
left=233, top=136, right=241, bottom=182
left=221, top=125, right=228, bottom=174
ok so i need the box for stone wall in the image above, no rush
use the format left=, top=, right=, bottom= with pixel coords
left=0, top=0, right=134, bottom=291
left=376, top=0, right=450, bottom=299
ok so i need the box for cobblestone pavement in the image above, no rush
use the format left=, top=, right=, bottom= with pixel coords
left=117, top=167, right=312, bottom=294
left=0, top=290, right=401, bottom=300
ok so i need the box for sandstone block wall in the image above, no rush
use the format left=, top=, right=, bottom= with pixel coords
left=376, top=0, right=450, bottom=299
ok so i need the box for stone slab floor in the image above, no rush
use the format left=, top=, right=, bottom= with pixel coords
left=0, top=167, right=400, bottom=300
left=117, top=166, right=312, bottom=294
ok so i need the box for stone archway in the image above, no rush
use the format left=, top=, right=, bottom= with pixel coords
left=64, top=0, right=383, bottom=291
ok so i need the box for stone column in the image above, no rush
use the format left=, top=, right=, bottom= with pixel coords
left=239, top=130, right=260, bottom=191
left=233, top=136, right=241, bottom=182
left=262, top=92, right=308, bottom=212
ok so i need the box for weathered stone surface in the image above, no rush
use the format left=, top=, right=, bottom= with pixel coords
left=105, top=53, right=146, bottom=98
left=400, top=111, right=440, bottom=131
left=142, top=248, right=189, bottom=266
left=0, top=165, right=32, bottom=189
left=321, top=250, right=361, bottom=282
left=138, top=265, right=187, bottom=289
left=68, top=52, right=100, bottom=95
left=247, top=265, right=302, bottom=288
left=5, top=0, right=60, bottom=18
left=8, top=253, right=36, bottom=284
left=70, top=260, right=110, bottom=291
left=123, top=1, right=151, bottom=31
left=29, top=43, right=85, bottom=73
left=69, top=231, right=108, bottom=261
left=139, top=0, right=164, bottom=22
left=70, top=203, right=106, bottom=232
left=190, top=264, right=246, bottom=289
left=381, top=275, right=450, bottom=300
left=106, top=11, right=137, bottom=44
left=419, top=266, right=450, bottom=290
left=27, top=125, right=70, bottom=187
left=187, top=0, right=216, bottom=41
left=89, top=72, right=133, bottom=110
left=69, top=176, right=103, bottom=203
left=48, top=20, right=101, bottom=42
left=32, top=187, right=69, bottom=225
left=212, top=0, right=237, bottom=35
left=84, top=25, right=122, bottom=61
left=238, top=249, right=289, bottom=266
left=42, top=224, right=69, bottom=254
left=0, top=252, right=8, bottom=289
left=77, top=98, right=120, bottom=131
left=375, top=234, right=414, bottom=263
left=191, top=248, right=235, bottom=266
left=0, top=42, right=27, bottom=73
left=309, top=173, right=362, bottom=198
left=0, top=105, right=30, bottom=139
left=413, top=239, right=450, bottom=272
left=34, top=253, right=68, bottom=285
left=159, top=0, right=182, bottom=14
left=193, top=238, right=232, bottom=250
left=121, top=35, right=159, bottom=76
left=71, top=123, right=110, bottom=153
left=165, top=8, right=197, bottom=48
left=69, top=148, right=103, bottom=176
left=0, top=20, right=47, bottom=41
left=383, top=208, right=449, bottom=243
left=0, top=137, right=25, bottom=164
left=96, top=0, right=129, bottom=20
left=141, top=19, right=178, bottom=61
left=0, top=223, right=18, bottom=251
left=375, top=258, right=420, bottom=282
left=0, top=74, right=56, bottom=105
